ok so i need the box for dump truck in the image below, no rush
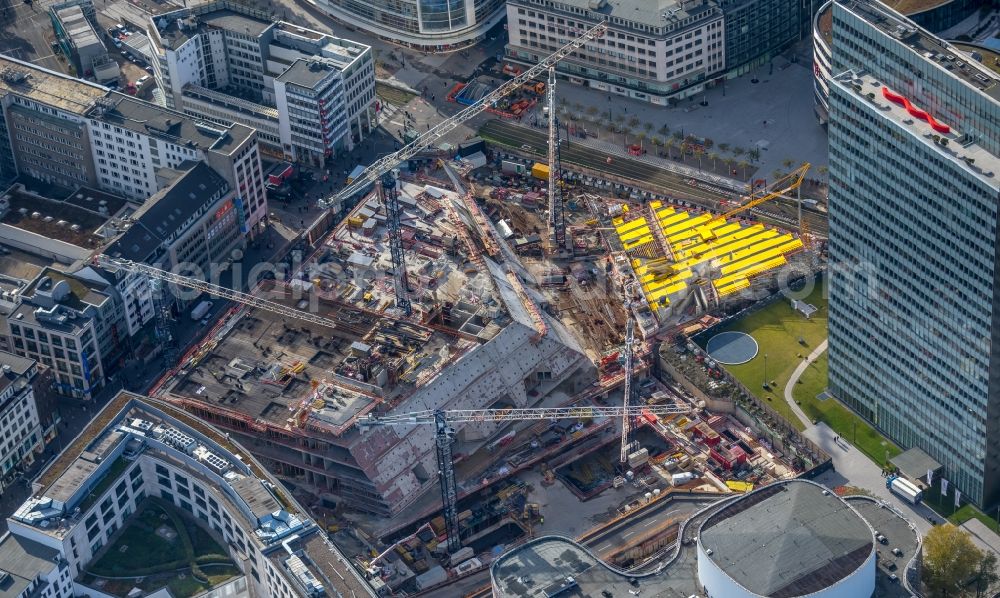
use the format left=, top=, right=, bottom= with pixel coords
left=531, top=162, right=550, bottom=180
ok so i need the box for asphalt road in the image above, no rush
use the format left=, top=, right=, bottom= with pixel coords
left=480, top=119, right=829, bottom=236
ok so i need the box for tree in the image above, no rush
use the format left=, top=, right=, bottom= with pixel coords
left=738, top=160, right=750, bottom=179
left=628, top=116, right=641, bottom=129
left=586, top=106, right=599, bottom=116
left=694, top=146, right=705, bottom=170
left=923, top=524, right=984, bottom=597
left=651, top=135, right=663, bottom=148
left=664, top=138, right=675, bottom=159
left=643, top=121, right=654, bottom=134
left=818, top=165, right=829, bottom=182
left=976, top=551, right=999, bottom=598
left=703, top=137, right=714, bottom=149
left=718, top=142, right=730, bottom=154
left=782, top=158, right=795, bottom=169
left=732, top=146, right=745, bottom=158
left=725, top=157, right=736, bottom=176
left=708, top=152, right=719, bottom=171
left=658, top=124, right=670, bottom=137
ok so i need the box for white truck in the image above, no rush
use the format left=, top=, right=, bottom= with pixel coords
left=190, top=300, right=214, bottom=322
left=886, top=475, right=923, bottom=504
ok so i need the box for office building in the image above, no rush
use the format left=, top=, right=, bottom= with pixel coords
left=0, top=63, right=107, bottom=189
left=0, top=351, right=45, bottom=495
left=147, top=1, right=376, bottom=169
left=826, top=0, right=1000, bottom=506
left=84, top=94, right=267, bottom=237
left=717, top=0, right=802, bottom=75
left=313, top=0, right=504, bottom=51
left=506, top=0, right=725, bottom=104
left=6, top=268, right=127, bottom=400
left=812, top=0, right=985, bottom=124
left=506, top=0, right=808, bottom=104
left=104, top=161, right=246, bottom=276
left=1, top=391, right=378, bottom=597
left=49, top=1, right=119, bottom=84
left=0, top=55, right=267, bottom=238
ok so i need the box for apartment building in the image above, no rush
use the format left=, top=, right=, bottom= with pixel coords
left=2, top=391, right=378, bottom=598
left=826, top=0, right=1000, bottom=506
left=0, top=352, right=44, bottom=495
left=147, top=1, right=376, bottom=168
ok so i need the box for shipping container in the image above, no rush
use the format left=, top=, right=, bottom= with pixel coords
left=531, top=163, right=550, bottom=180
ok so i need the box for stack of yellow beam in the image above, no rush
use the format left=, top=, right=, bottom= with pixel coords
left=612, top=215, right=654, bottom=252
left=615, top=201, right=805, bottom=308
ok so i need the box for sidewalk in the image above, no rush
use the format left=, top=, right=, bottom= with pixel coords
left=782, top=339, right=828, bottom=429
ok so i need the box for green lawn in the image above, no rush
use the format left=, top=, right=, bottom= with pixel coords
left=87, top=500, right=235, bottom=597
left=922, top=483, right=1000, bottom=528
left=792, top=354, right=901, bottom=468
left=375, top=83, right=417, bottom=106
left=88, top=503, right=188, bottom=575
left=710, top=283, right=829, bottom=430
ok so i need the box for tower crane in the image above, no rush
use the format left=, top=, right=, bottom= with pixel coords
left=719, top=163, right=811, bottom=222
left=94, top=255, right=342, bottom=330
left=546, top=66, right=566, bottom=251
left=619, top=317, right=636, bottom=465
left=358, top=402, right=695, bottom=553
left=694, top=163, right=810, bottom=241
left=379, top=170, right=412, bottom=316
left=316, top=21, right=608, bottom=213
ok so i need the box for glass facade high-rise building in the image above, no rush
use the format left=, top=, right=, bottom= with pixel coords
left=827, top=0, right=1000, bottom=506
left=315, top=0, right=504, bottom=51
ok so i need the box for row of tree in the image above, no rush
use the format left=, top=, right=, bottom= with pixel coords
left=554, top=102, right=831, bottom=183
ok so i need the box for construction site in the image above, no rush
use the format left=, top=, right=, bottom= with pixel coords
left=90, top=22, right=834, bottom=597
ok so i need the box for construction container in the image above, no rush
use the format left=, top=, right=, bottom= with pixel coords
left=627, top=448, right=649, bottom=469
left=501, top=160, right=526, bottom=175
left=414, top=561, right=444, bottom=587
left=671, top=472, right=695, bottom=486
left=457, top=137, right=486, bottom=158
left=448, top=547, right=474, bottom=565
left=531, top=163, right=550, bottom=180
